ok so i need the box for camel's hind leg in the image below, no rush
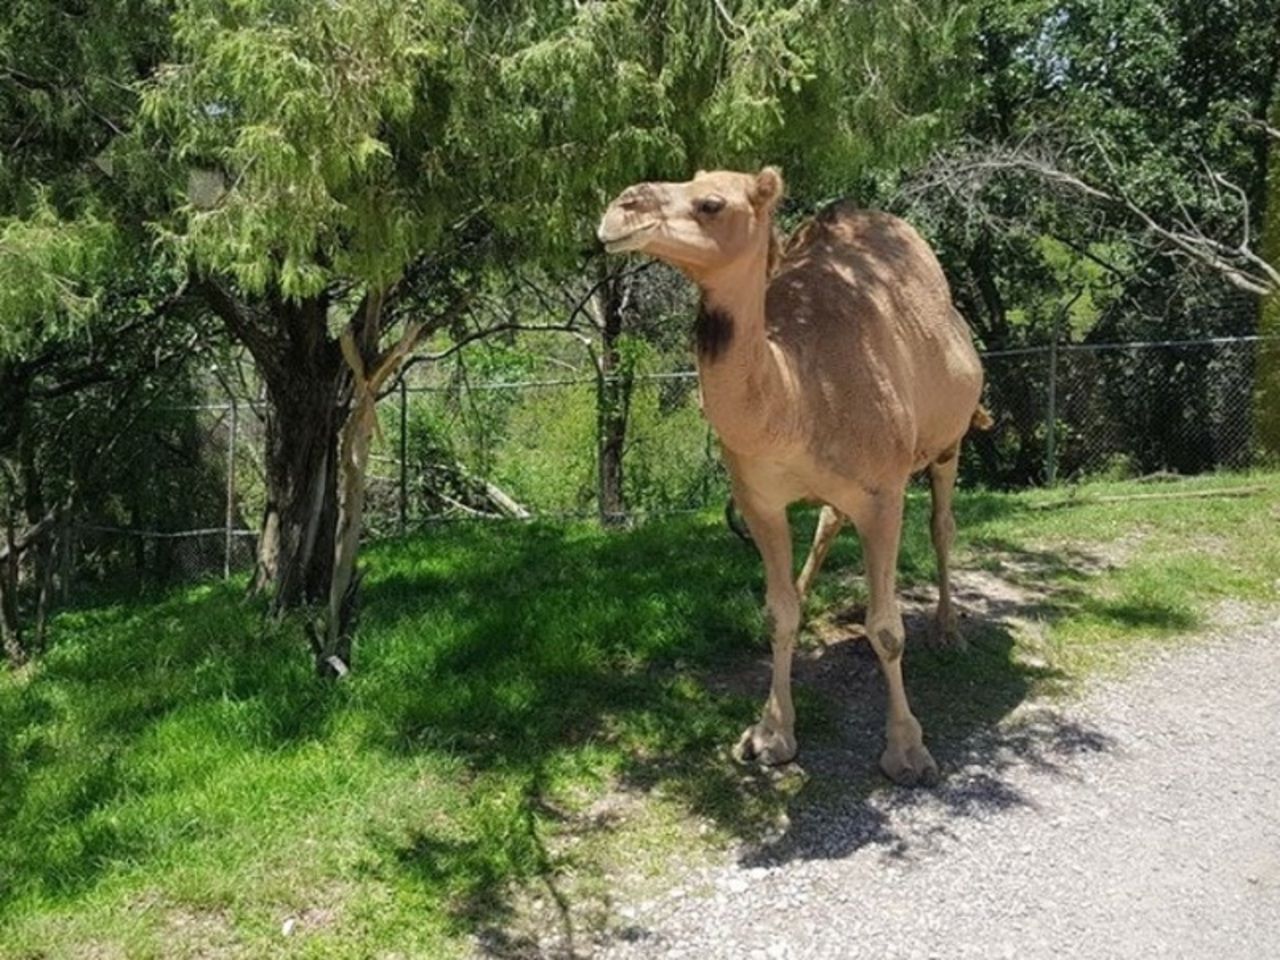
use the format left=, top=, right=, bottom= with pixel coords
left=844, top=487, right=938, bottom=786
left=928, top=448, right=964, bottom=648
left=796, top=504, right=844, bottom=601
left=732, top=497, right=800, bottom=766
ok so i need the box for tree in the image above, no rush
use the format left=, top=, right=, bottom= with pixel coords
left=137, top=2, right=461, bottom=625
left=5, top=0, right=981, bottom=668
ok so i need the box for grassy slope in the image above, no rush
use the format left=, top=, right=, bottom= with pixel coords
left=2, top=472, right=1278, bottom=958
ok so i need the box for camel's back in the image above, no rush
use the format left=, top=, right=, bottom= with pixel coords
left=767, top=202, right=983, bottom=469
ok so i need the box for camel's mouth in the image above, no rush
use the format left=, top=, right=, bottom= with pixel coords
left=598, top=222, right=657, bottom=254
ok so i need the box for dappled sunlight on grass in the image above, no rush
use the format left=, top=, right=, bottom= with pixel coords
left=2, top=472, right=1277, bottom=957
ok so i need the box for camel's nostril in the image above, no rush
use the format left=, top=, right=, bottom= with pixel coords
left=616, top=182, right=658, bottom=213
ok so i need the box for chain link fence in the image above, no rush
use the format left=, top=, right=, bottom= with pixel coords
left=975, top=335, right=1276, bottom=488
left=62, top=334, right=1280, bottom=588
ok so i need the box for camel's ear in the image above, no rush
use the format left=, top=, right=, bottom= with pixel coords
left=753, top=166, right=784, bottom=212
left=694, top=169, right=708, bottom=178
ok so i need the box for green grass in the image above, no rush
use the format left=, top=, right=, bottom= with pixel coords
left=2, top=472, right=1278, bottom=957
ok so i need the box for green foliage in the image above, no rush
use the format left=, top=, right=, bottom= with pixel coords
left=495, top=382, right=598, bottom=513
left=141, top=0, right=461, bottom=296
left=0, top=0, right=170, bottom=211
left=892, top=0, right=1280, bottom=485
left=471, top=0, right=976, bottom=263
left=128, top=0, right=979, bottom=290
left=0, top=0, right=179, bottom=359
left=399, top=365, right=726, bottom=519
left=0, top=204, right=120, bottom=358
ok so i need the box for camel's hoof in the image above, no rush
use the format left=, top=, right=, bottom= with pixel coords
left=931, top=615, right=967, bottom=650
left=880, top=743, right=940, bottom=787
left=733, top=722, right=797, bottom=766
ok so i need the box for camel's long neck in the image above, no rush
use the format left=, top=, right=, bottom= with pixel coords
left=695, top=255, right=787, bottom=452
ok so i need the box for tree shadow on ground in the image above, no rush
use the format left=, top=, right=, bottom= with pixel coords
left=0, top=493, right=1191, bottom=954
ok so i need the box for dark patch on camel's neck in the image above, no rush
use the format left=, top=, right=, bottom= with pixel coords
left=695, top=298, right=734, bottom=363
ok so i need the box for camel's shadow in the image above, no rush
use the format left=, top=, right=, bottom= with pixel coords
left=686, top=530, right=1126, bottom=869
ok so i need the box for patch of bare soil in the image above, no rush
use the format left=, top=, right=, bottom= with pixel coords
left=159, top=905, right=239, bottom=959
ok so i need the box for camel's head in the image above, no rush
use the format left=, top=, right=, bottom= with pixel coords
left=597, top=167, right=783, bottom=280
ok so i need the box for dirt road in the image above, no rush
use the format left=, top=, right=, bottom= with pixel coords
left=599, top=620, right=1280, bottom=960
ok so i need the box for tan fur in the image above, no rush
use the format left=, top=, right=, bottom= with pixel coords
left=599, top=169, right=987, bottom=784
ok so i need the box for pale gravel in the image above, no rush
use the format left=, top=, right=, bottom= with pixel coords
left=592, top=617, right=1280, bottom=960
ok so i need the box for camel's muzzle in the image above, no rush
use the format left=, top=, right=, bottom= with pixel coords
left=598, top=221, right=657, bottom=254
left=598, top=182, right=671, bottom=254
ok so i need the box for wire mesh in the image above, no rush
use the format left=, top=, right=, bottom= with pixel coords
left=52, top=334, right=1279, bottom=599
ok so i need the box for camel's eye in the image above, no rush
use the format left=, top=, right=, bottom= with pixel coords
left=695, top=196, right=726, bottom=216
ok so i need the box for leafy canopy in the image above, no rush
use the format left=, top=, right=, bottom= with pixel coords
left=141, top=0, right=462, bottom=298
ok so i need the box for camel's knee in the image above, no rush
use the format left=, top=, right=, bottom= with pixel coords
left=873, top=626, right=905, bottom=662
left=867, top=611, right=906, bottom=663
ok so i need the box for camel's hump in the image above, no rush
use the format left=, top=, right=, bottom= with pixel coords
left=771, top=202, right=952, bottom=319
left=784, top=202, right=923, bottom=261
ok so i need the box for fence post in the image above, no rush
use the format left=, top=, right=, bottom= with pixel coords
left=59, top=513, right=72, bottom=602
left=224, top=398, right=238, bottom=578
left=1045, top=317, right=1059, bottom=487
left=398, top=377, right=408, bottom=536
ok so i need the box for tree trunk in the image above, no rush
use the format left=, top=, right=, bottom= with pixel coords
left=314, top=304, right=421, bottom=677
left=1, top=373, right=28, bottom=666
left=253, top=365, right=345, bottom=611
left=1259, top=85, right=1280, bottom=456
left=318, top=383, right=376, bottom=675
left=247, top=296, right=348, bottom=613
left=18, top=419, right=52, bottom=654
left=594, top=266, right=634, bottom=527
left=1, top=503, right=24, bottom=668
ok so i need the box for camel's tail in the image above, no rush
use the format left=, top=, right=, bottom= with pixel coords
left=970, top=404, right=994, bottom=431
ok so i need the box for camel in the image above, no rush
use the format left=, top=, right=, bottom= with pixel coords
left=597, top=167, right=988, bottom=785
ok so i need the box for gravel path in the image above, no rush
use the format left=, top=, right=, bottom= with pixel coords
left=599, top=619, right=1280, bottom=960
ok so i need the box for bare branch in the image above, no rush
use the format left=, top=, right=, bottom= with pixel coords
left=909, top=143, right=1278, bottom=298
left=712, top=0, right=746, bottom=37
left=415, top=321, right=587, bottom=366
left=1231, top=110, right=1280, bottom=142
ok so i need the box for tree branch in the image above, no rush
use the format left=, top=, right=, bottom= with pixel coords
left=914, top=145, right=1279, bottom=298
left=193, top=275, right=281, bottom=364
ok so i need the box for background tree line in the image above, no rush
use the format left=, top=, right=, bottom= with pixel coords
left=2, top=0, right=1277, bottom=670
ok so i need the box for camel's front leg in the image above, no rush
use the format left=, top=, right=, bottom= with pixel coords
left=732, top=499, right=800, bottom=766
left=851, top=489, right=939, bottom=786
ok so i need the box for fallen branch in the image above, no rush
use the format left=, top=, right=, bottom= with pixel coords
left=481, top=479, right=531, bottom=520
left=434, top=490, right=503, bottom=520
